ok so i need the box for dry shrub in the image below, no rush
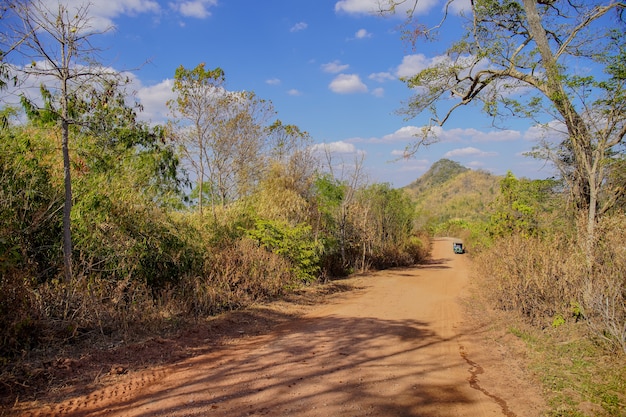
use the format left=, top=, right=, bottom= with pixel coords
left=476, top=214, right=626, bottom=354
left=0, top=272, right=41, bottom=355
left=406, top=233, right=432, bottom=263
left=1, top=236, right=295, bottom=357
left=33, top=276, right=160, bottom=340
left=475, top=233, right=586, bottom=326
left=172, top=238, right=294, bottom=317
left=355, top=234, right=431, bottom=272
left=0, top=272, right=161, bottom=359
left=582, top=215, right=626, bottom=354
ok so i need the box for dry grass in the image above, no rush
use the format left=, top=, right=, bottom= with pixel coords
left=472, top=213, right=626, bottom=416
left=475, top=215, right=626, bottom=355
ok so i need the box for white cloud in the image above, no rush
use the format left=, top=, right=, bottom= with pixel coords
left=365, top=125, right=523, bottom=146
left=287, top=89, right=302, bottom=96
left=290, top=22, right=308, bottom=32
left=440, top=127, right=521, bottom=142
left=329, top=74, right=368, bottom=94
left=175, top=0, right=217, bottom=18
left=355, top=28, right=372, bottom=39
left=467, top=160, right=486, bottom=169
left=471, top=129, right=521, bottom=142
left=444, top=147, right=498, bottom=158
left=311, top=141, right=357, bottom=154
left=52, top=0, right=217, bottom=31
left=334, top=0, right=379, bottom=14
left=134, top=78, right=175, bottom=123
left=410, top=126, right=521, bottom=143
left=369, top=72, right=395, bottom=82
left=48, top=0, right=161, bottom=31
left=321, top=60, right=350, bottom=74
left=523, top=121, right=567, bottom=142
left=265, top=78, right=281, bottom=85
left=335, top=0, right=438, bottom=16
left=381, top=126, right=424, bottom=142
left=449, top=0, right=473, bottom=15
left=396, top=54, right=444, bottom=78
left=371, top=87, right=384, bottom=97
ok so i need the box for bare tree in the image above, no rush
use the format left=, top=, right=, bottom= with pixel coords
left=168, top=63, right=225, bottom=217
left=321, top=146, right=368, bottom=268
left=6, top=0, right=116, bottom=280
left=208, top=90, right=275, bottom=205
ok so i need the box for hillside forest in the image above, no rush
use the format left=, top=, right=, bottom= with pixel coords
left=1, top=1, right=626, bottom=415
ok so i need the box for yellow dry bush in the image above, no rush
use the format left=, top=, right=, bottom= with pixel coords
left=475, top=213, right=626, bottom=353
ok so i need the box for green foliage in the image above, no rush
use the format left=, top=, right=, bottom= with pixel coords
left=0, top=126, right=62, bottom=281
left=489, top=171, right=561, bottom=238
left=246, top=219, right=322, bottom=283
left=72, top=196, right=201, bottom=288
left=0, top=126, right=61, bottom=356
left=358, top=183, right=415, bottom=247
left=312, top=174, right=344, bottom=234
left=172, top=63, right=225, bottom=104
left=508, top=321, right=626, bottom=417
left=552, top=314, right=566, bottom=328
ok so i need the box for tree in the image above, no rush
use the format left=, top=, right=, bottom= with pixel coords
left=489, top=171, right=559, bottom=238
left=386, top=0, right=625, bottom=248
left=5, top=0, right=119, bottom=280
left=354, top=183, right=416, bottom=270
left=252, top=121, right=318, bottom=225
left=319, top=147, right=368, bottom=269
left=168, top=63, right=225, bottom=216
left=169, top=65, right=278, bottom=214
left=207, top=90, right=275, bottom=205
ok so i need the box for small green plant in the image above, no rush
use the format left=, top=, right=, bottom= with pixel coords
left=552, top=314, right=566, bottom=328
left=570, top=301, right=584, bottom=322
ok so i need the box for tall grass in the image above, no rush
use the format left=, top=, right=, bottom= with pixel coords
left=474, top=214, right=626, bottom=354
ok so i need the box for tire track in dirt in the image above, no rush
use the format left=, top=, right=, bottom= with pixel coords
left=17, top=367, right=169, bottom=417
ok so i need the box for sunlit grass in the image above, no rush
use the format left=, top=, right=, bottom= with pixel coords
left=508, top=322, right=626, bottom=416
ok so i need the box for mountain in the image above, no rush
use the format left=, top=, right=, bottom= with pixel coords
left=404, top=159, right=502, bottom=230
left=404, top=159, right=469, bottom=196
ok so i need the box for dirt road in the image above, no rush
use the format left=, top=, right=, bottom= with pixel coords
left=17, top=238, right=546, bottom=417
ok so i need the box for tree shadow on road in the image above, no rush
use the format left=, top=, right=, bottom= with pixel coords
left=21, top=313, right=491, bottom=417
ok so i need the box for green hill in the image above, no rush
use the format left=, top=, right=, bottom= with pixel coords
left=404, top=159, right=469, bottom=195
left=404, top=159, right=501, bottom=231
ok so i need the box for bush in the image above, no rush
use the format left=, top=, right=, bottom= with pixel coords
left=0, top=272, right=41, bottom=356
left=582, top=215, right=626, bottom=354
left=174, top=238, right=294, bottom=317
left=476, top=233, right=584, bottom=325
left=246, top=219, right=323, bottom=282
left=404, top=233, right=431, bottom=263
left=72, top=193, right=202, bottom=289
left=475, top=214, right=626, bottom=354
left=0, top=128, right=63, bottom=283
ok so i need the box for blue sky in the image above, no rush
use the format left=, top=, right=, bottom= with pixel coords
left=10, top=0, right=558, bottom=187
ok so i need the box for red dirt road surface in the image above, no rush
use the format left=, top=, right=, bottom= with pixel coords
left=16, top=238, right=546, bottom=417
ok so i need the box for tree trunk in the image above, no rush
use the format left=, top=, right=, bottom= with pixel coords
left=61, top=113, right=73, bottom=281
left=522, top=0, right=597, bottom=244
left=199, top=144, right=204, bottom=216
